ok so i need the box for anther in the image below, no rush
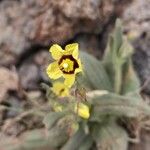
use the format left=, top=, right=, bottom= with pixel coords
left=63, top=63, right=68, bottom=68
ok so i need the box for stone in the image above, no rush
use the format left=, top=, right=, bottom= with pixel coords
left=0, top=67, right=19, bottom=102
left=0, top=0, right=131, bottom=65
left=123, top=0, right=150, bottom=94
left=19, top=63, right=40, bottom=90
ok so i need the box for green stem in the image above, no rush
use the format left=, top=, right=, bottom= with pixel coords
left=114, top=65, right=122, bottom=94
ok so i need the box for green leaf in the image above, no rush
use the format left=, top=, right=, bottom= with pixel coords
left=21, top=125, right=68, bottom=150
left=78, top=135, right=93, bottom=150
left=21, top=130, right=49, bottom=150
left=103, top=19, right=135, bottom=94
left=121, top=59, right=140, bottom=95
left=47, top=125, right=69, bottom=148
left=118, top=37, right=133, bottom=62
left=0, top=124, right=68, bottom=150
left=61, top=127, right=87, bottom=150
left=20, top=126, right=68, bottom=150
left=103, top=19, right=123, bottom=69
left=78, top=51, right=112, bottom=91
left=103, top=19, right=123, bottom=93
left=41, top=83, right=52, bottom=99
left=88, top=91, right=150, bottom=120
left=92, top=121, right=128, bottom=150
left=43, top=112, right=65, bottom=130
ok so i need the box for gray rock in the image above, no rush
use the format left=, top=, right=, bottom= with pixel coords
left=6, top=96, right=23, bottom=118
left=18, top=50, right=51, bottom=90
left=0, top=0, right=131, bottom=65
left=19, top=63, right=40, bottom=90
left=0, top=67, right=19, bottom=102
left=123, top=0, right=150, bottom=94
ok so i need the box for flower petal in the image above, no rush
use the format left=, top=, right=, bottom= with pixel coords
left=75, top=59, right=83, bottom=74
left=46, top=61, right=62, bottom=79
left=52, top=82, right=69, bottom=97
left=52, top=82, right=64, bottom=93
left=75, top=103, right=90, bottom=119
left=64, top=74, right=75, bottom=88
left=49, top=44, right=63, bottom=60
left=65, top=43, right=79, bottom=59
left=61, top=89, right=69, bottom=97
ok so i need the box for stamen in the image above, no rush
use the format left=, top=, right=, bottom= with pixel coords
left=58, top=55, right=79, bottom=74
left=63, top=63, right=68, bottom=68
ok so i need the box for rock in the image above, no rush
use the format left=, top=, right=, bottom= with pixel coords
left=21, top=115, right=43, bottom=130
left=76, top=34, right=103, bottom=59
left=0, top=49, right=16, bottom=67
left=123, top=0, right=150, bottom=37
left=0, top=133, right=19, bottom=149
left=0, top=109, right=5, bottom=126
left=33, top=50, right=52, bottom=83
left=0, top=0, right=131, bottom=66
left=27, top=91, right=42, bottom=100
left=2, top=119, right=26, bottom=136
left=6, top=95, right=23, bottom=118
left=19, top=63, right=40, bottom=90
left=0, top=67, right=19, bottom=102
left=26, top=91, right=45, bottom=105
left=122, top=0, right=150, bottom=149
left=18, top=50, right=50, bottom=90
left=123, top=0, right=150, bottom=94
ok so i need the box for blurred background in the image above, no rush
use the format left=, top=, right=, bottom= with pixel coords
left=0, top=0, right=150, bottom=149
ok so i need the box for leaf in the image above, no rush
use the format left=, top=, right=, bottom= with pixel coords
left=87, top=91, right=150, bottom=120
left=118, top=36, right=133, bottom=62
left=92, top=121, right=128, bottom=150
left=0, top=129, right=58, bottom=150
left=112, top=19, right=123, bottom=55
left=7, top=125, right=68, bottom=150
left=103, top=19, right=135, bottom=94
left=78, top=51, right=112, bottom=91
left=61, top=127, right=87, bottom=150
left=78, top=135, right=93, bottom=150
left=20, top=126, right=68, bottom=150
left=103, top=19, right=123, bottom=70
left=121, top=59, right=140, bottom=95
left=43, top=112, right=65, bottom=130
left=47, top=125, right=69, bottom=148
left=21, top=130, right=49, bottom=150
left=102, top=19, right=123, bottom=93
left=41, top=83, right=53, bottom=99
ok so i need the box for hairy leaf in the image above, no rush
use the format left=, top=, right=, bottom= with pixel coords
left=92, top=121, right=128, bottom=150
left=87, top=91, right=150, bottom=120
left=43, top=112, right=65, bottom=130
left=78, top=51, right=112, bottom=91
left=61, top=127, right=88, bottom=150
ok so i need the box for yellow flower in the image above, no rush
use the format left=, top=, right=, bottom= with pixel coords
left=52, top=82, right=69, bottom=97
left=46, top=43, right=82, bottom=87
left=75, top=103, right=90, bottom=119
